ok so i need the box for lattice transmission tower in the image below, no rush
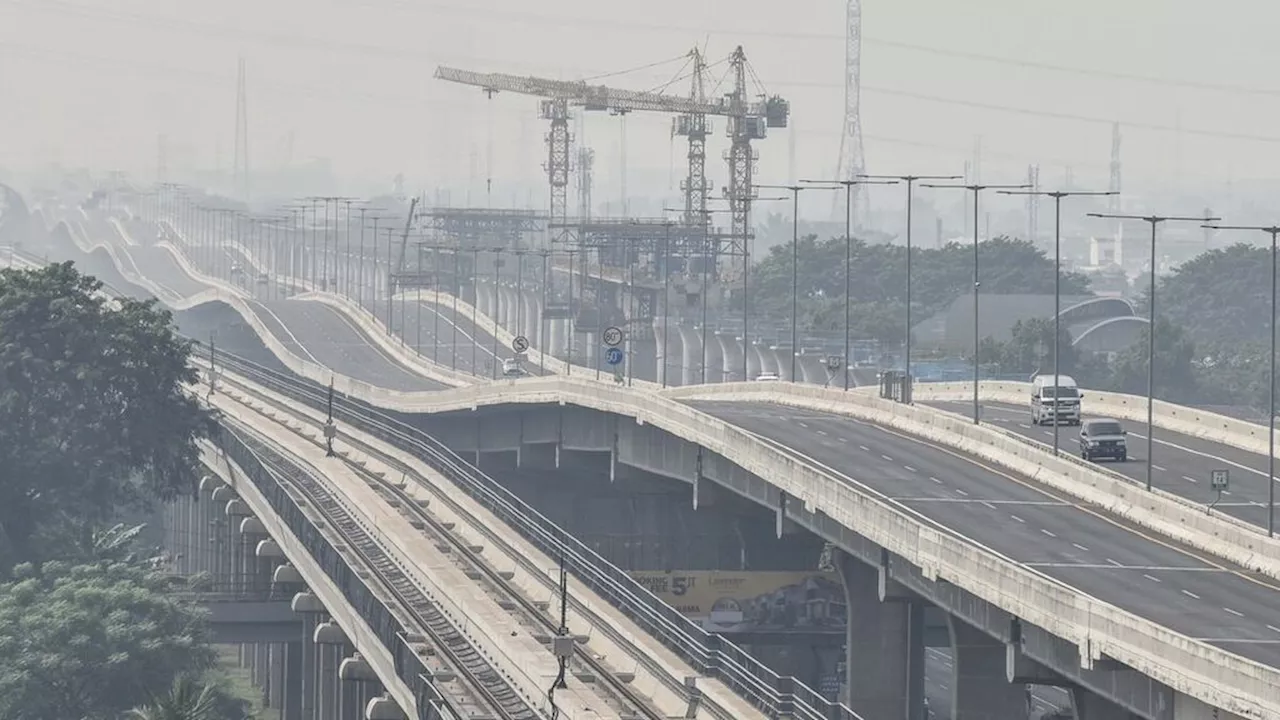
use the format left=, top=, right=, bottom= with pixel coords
left=233, top=56, right=249, bottom=201
left=834, top=0, right=867, bottom=225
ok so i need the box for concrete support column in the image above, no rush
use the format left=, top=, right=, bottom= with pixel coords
left=339, top=652, right=377, bottom=720
left=269, top=643, right=285, bottom=708
left=501, top=286, right=516, bottom=329
left=751, top=342, right=771, bottom=376
left=549, top=317, right=566, bottom=362
left=255, top=643, right=270, bottom=701
left=292, top=591, right=325, bottom=720
left=772, top=347, right=795, bottom=382
left=315, top=620, right=348, bottom=720
left=718, top=334, right=744, bottom=382
left=948, top=617, right=1027, bottom=720
left=701, top=327, right=723, bottom=383
left=677, top=325, right=699, bottom=386
left=837, top=553, right=925, bottom=720
left=284, top=638, right=303, bottom=717
left=527, top=292, right=543, bottom=347
left=1071, top=688, right=1135, bottom=720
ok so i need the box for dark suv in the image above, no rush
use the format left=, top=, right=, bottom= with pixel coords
left=1079, top=418, right=1127, bottom=462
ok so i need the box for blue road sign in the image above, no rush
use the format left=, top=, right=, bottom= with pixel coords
left=606, top=347, right=624, bottom=366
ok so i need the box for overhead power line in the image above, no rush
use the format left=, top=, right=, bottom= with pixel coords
left=9, top=0, right=1280, bottom=99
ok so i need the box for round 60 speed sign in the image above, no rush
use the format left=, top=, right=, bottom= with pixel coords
left=602, top=326, right=623, bottom=347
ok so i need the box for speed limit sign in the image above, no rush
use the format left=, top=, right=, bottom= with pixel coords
left=512, top=335, right=530, bottom=353
left=602, top=326, right=623, bottom=347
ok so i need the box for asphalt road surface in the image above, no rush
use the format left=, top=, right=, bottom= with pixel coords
left=925, top=400, right=1279, bottom=531
left=246, top=299, right=446, bottom=392
left=687, top=401, right=1280, bottom=669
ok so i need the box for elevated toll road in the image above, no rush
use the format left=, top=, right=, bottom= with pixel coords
left=689, top=400, right=1280, bottom=668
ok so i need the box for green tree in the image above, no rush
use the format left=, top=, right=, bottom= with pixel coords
left=0, top=560, right=216, bottom=720
left=0, top=262, right=216, bottom=572
left=749, top=235, right=1091, bottom=338
left=1149, top=243, right=1271, bottom=348
left=1105, top=318, right=1200, bottom=403
left=127, top=675, right=221, bottom=720
left=1003, top=318, right=1079, bottom=377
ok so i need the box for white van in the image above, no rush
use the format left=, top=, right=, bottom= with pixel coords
left=1030, top=374, right=1082, bottom=425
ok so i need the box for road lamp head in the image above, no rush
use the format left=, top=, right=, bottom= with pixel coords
left=859, top=173, right=962, bottom=183
left=998, top=190, right=1117, bottom=198
left=799, top=178, right=902, bottom=188
left=1087, top=212, right=1220, bottom=223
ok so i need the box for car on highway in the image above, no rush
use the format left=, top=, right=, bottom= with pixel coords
left=755, top=371, right=780, bottom=382
left=1030, top=373, right=1081, bottom=425
left=501, top=358, right=526, bottom=377
left=1078, top=418, right=1127, bottom=462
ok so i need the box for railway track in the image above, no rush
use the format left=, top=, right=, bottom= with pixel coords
left=219, top=378, right=668, bottom=720
left=201, top=343, right=861, bottom=720
left=230, top=422, right=543, bottom=720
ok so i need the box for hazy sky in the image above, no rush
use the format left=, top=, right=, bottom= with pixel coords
left=2, top=0, right=1278, bottom=215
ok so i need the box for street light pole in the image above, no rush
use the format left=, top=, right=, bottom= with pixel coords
left=1089, top=212, right=1219, bottom=491
left=924, top=183, right=1032, bottom=423
left=1202, top=223, right=1280, bottom=536
left=802, top=178, right=901, bottom=389
left=759, top=185, right=813, bottom=381
left=1001, top=189, right=1116, bottom=457
left=861, top=174, right=963, bottom=388
left=491, top=246, right=504, bottom=379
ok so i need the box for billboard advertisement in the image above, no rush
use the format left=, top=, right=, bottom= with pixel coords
left=628, top=570, right=846, bottom=632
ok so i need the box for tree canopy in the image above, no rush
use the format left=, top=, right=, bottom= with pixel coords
left=1149, top=243, right=1273, bottom=349
left=0, top=262, right=216, bottom=572
left=0, top=561, right=216, bottom=720
left=749, top=235, right=1092, bottom=341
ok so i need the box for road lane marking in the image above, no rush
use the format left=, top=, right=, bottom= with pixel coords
left=1224, top=607, right=1245, bottom=617
left=1040, top=528, right=1056, bottom=537
left=1143, top=574, right=1161, bottom=583
left=881, top=454, right=894, bottom=462
left=1183, top=590, right=1201, bottom=599
left=1011, top=515, right=1025, bottom=523
left=252, top=301, right=321, bottom=365
left=1072, top=543, right=1089, bottom=552
left=1183, top=475, right=1198, bottom=483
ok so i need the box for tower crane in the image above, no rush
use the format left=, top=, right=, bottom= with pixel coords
left=433, top=47, right=788, bottom=269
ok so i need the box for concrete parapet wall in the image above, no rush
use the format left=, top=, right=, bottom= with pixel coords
left=664, top=382, right=1280, bottom=581
left=913, top=380, right=1278, bottom=460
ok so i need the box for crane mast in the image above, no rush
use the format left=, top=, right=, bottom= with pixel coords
left=673, top=48, right=710, bottom=231
left=433, top=51, right=788, bottom=271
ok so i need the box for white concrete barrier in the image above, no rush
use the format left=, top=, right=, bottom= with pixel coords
left=913, top=380, right=1279, bottom=460
left=201, top=365, right=1280, bottom=720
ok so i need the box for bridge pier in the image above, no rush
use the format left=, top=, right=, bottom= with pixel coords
left=294, top=591, right=326, bottom=720
left=315, top=620, right=349, bottom=720
left=340, top=652, right=381, bottom=720
left=948, top=616, right=1029, bottom=720
left=837, top=552, right=926, bottom=720
left=1072, top=688, right=1137, bottom=720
